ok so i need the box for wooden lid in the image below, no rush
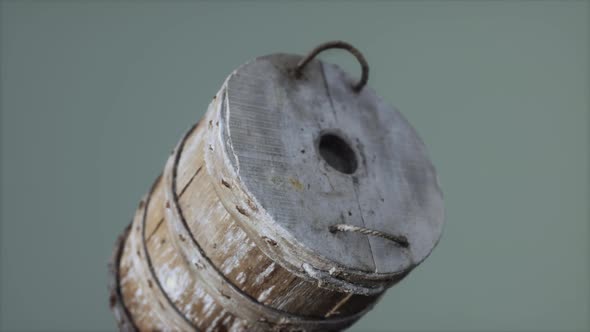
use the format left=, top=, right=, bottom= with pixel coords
left=210, top=49, right=443, bottom=281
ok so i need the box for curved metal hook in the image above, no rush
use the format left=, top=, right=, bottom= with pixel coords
left=294, top=40, right=369, bottom=93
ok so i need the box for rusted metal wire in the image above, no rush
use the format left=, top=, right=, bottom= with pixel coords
left=294, top=40, right=369, bottom=92
left=329, top=224, right=409, bottom=248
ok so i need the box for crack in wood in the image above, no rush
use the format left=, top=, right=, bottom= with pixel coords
left=352, top=176, right=377, bottom=271
left=146, top=165, right=203, bottom=241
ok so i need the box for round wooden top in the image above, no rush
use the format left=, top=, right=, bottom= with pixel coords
left=218, top=54, right=444, bottom=276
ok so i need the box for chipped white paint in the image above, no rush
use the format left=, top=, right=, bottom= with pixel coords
left=220, top=233, right=251, bottom=275
left=255, top=262, right=276, bottom=286
left=257, top=286, right=275, bottom=303
left=236, top=272, right=247, bottom=285
left=162, top=267, right=189, bottom=301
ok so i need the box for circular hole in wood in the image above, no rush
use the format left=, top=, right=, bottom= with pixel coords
left=318, top=133, right=358, bottom=174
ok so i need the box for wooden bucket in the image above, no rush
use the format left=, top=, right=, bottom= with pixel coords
left=108, top=41, right=444, bottom=331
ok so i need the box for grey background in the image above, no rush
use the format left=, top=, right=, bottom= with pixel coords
left=1, top=1, right=588, bottom=331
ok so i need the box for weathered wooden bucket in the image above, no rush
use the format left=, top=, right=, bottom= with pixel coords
left=108, top=41, right=444, bottom=331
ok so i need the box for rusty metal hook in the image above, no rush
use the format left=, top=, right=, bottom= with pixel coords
left=294, top=40, right=369, bottom=93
